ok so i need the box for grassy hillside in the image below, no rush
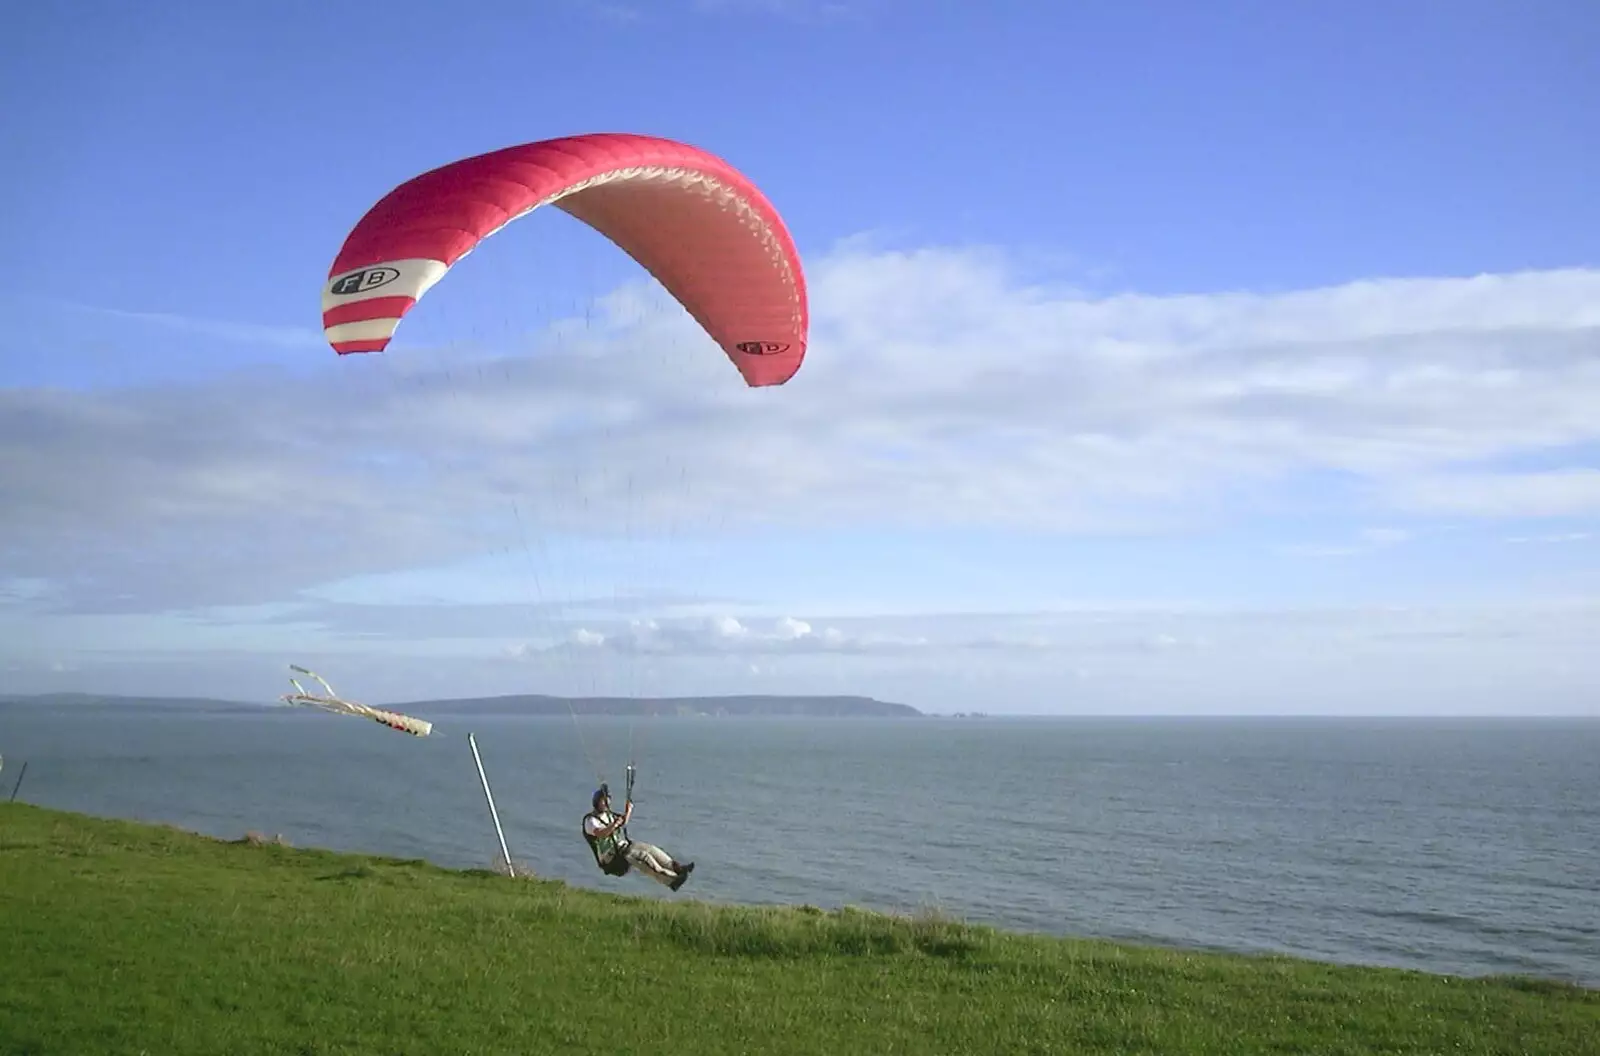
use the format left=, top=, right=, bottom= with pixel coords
left=0, top=803, right=1593, bottom=1055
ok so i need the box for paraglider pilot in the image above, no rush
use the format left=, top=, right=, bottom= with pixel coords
left=583, top=783, right=695, bottom=891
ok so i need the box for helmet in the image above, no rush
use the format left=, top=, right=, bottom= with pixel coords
left=592, top=784, right=610, bottom=809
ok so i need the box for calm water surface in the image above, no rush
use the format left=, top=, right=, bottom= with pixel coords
left=2, top=707, right=1595, bottom=987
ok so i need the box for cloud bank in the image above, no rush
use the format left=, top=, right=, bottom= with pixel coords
left=4, top=242, right=1598, bottom=709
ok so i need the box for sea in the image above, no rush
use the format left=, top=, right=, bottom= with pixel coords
left=2, top=704, right=1596, bottom=989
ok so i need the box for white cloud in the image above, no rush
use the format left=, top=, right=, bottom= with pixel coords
left=0, top=577, right=54, bottom=604
left=691, top=0, right=860, bottom=20
left=17, top=294, right=325, bottom=350
left=7, top=600, right=1596, bottom=715
left=1278, top=525, right=1415, bottom=558
left=3, top=244, right=1599, bottom=645
left=1386, top=469, right=1600, bottom=518
left=520, top=614, right=932, bottom=656
left=1359, top=528, right=1411, bottom=546
left=1506, top=532, right=1592, bottom=544
left=566, top=0, right=862, bottom=24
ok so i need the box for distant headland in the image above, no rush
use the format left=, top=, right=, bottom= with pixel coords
left=0, top=691, right=924, bottom=719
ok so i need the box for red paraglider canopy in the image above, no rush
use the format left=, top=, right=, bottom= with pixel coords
left=320, top=132, right=808, bottom=387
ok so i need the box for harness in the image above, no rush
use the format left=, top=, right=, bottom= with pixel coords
left=583, top=764, right=637, bottom=876
left=582, top=809, right=632, bottom=876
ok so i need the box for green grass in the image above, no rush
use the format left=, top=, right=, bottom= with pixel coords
left=1, top=803, right=1594, bottom=1055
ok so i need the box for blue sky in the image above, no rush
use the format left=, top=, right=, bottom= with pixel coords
left=3, top=1, right=1598, bottom=714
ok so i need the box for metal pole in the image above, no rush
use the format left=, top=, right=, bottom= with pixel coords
left=9, top=760, right=28, bottom=803
left=468, top=733, right=514, bottom=877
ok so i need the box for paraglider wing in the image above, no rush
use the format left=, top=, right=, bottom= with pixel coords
left=320, top=132, right=808, bottom=387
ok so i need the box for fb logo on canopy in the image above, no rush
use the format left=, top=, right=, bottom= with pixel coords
left=329, top=267, right=401, bottom=297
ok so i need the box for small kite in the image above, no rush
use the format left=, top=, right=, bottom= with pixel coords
left=280, top=665, right=434, bottom=737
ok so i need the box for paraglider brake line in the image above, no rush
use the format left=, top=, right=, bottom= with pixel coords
left=622, top=762, right=636, bottom=842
